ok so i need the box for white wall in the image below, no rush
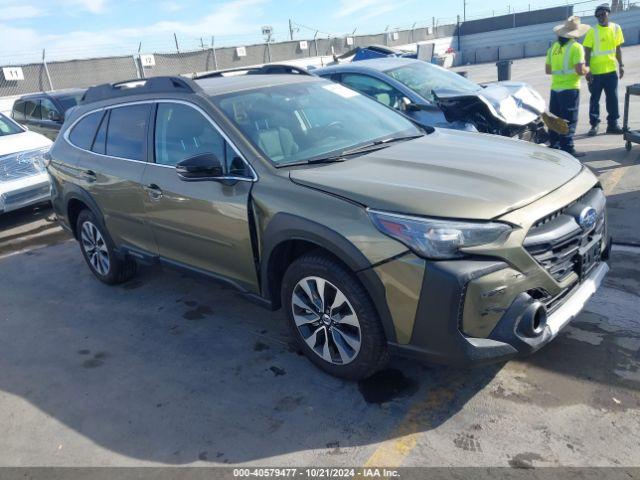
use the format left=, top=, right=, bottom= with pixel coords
left=460, top=8, right=640, bottom=64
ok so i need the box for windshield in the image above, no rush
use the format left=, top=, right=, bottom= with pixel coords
left=0, top=113, right=24, bottom=136
left=57, top=93, right=84, bottom=112
left=386, top=62, right=482, bottom=103
left=212, top=81, right=421, bottom=166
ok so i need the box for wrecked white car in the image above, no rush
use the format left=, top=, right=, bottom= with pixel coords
left=0, top=112, right=52, bottom=214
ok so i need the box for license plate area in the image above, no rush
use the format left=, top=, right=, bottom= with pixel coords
left=577, top=238, right=602, bottom=279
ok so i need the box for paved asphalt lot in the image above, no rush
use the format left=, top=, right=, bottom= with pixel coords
left=1, top=48, right=640, bottom=468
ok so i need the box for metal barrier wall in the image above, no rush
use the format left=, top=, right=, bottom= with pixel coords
left=1, top=6, right=639, bottom=99
left=459, top=8, right=640, bottom=65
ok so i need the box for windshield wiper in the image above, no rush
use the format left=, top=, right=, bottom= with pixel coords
left=335, top=133, right=425, bottom=157
left=281, top=133, right=425, bottom=167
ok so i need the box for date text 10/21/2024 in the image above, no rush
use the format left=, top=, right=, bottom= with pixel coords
left=232, top=468, right=400, bottom=478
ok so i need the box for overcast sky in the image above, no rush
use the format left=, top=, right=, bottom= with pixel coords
left=1, top=0, right=600, bottom=63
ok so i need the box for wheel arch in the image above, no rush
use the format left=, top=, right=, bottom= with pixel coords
left=63, top=186, right=107, bottom=240
left=260, top=213, right=397, bottom=343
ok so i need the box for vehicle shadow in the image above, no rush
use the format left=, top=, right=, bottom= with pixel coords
left=0, top=203, right=70, bottom=256
left=580, top=145, right=640, bottom=167
left=0, top=202, right=53, bottom=231
left=0, top=241, right=501, bottom=465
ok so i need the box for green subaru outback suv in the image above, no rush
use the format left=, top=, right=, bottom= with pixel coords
left=47, top=74, right=609, bottom=380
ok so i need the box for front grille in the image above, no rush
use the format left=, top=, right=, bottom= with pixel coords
left=0, top=156, right=43, bottom=182
left=524, top=188, right=606, bottom=283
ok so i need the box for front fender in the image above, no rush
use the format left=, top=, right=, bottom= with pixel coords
left=260, top=212, right=399, bottom=343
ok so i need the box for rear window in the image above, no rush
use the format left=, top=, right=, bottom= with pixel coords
left=68, top=111, right=103, bottom=150
left=105, top=104, right=150, bottom=161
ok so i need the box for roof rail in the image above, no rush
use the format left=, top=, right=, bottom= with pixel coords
left=193, top=64, right=312, bottom=80
left=81, top=76, right=203, bottom=104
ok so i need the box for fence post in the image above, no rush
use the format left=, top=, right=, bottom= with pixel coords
left=266, top=41, right=272, bottom=63
left=211, top=36, right=219, bottom=71
left=133, top=54, right=143, bottom=79
left=42, top=49, right=54, bottom=91
left=314, top=31, right=319, bottom=58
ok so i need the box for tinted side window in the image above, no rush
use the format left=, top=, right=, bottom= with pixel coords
left=224, top=143, right=251, bottom=177
left=154, top=103, right=224, bottom=167
left=69, top=111, right=103, bottom=150
left=92, top=111, right=109, bottom=155
left=341, top=74, right=404, bottom=109
left=25, top=100, right=42, bottom=121
left=106, top=104, right=150, bottom=161
left=12, top=101, right=26, bottom=121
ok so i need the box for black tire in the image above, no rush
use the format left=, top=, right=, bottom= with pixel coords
left=625, top=141, right=632, bottom=152
left=281, top=252, right=390, bottom=380
left=76, top=209, right=137, bottom=285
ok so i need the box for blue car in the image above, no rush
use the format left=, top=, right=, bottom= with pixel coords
left=315, top=58, right=549, bottom=143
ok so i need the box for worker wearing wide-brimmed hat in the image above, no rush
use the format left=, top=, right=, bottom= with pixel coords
left=584, top=3, right=625, bottom=136
left=545, top=16, right=590, bottom=158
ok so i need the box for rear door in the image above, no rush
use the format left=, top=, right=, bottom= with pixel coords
left=23, top=99, right=44, bottom=135
left=140, top=100, right=258, bottom=292
left=68, top=103, right=157, bottom=256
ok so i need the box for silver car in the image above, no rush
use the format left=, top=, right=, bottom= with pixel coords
left=0, top=112, right=52, bottom=214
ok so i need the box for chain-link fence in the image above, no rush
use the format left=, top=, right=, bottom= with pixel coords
left=0, top=18, right=458, bottom=100
left=2, top=2, right=639, bottom=101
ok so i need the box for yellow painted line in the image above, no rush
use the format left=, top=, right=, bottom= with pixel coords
left=363, top=384, right=457, bottom=468
left=601, top=164, right=632, bottom=195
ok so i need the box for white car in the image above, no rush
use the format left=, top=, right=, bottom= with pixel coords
left=0, top=112, right=52, bottom=214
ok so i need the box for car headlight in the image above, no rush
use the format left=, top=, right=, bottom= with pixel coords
left=368, top=209, right=512, bottom=259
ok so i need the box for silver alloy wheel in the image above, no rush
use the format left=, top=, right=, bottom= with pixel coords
left=80, top=221, right=110, bottom=276
left=291, top=276, right=361, bottom=365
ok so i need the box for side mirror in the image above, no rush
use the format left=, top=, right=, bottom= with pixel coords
left=176, top=153, right=224, bottom=181
left=400, top=97, right=421, bottom=112
left=47, top=110, right=63, bottom=122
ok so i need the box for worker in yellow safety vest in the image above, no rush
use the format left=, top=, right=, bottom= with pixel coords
left=545, top=16, right=590, bottom=158
left=583, top=3, right=625, bottom=136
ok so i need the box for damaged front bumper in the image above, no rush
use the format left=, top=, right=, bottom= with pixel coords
left=384, top=256, right=609, bottom=367
left=375, top=173, right=609, bottom=367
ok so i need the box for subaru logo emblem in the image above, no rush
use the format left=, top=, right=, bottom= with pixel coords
left=578, top=207, right=597, bottom=231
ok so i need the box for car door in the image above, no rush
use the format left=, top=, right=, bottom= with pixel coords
left=23, top=99, right=44, bottom=135
left=141, top=100, right=259, bottom=292
left=39, top=98, right=64, bottom=140
left=68, top=104, right=157, bottom=255
left=340, top=73, right=406, bottom=112
left=339, top=72, right=448, bottom=129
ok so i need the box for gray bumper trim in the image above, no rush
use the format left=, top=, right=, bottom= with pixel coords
left=546, top=262, right=609, bottom=336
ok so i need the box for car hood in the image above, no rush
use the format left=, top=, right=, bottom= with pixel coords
left=289, top=129, right=583, bottom=220
left=433, top=81, right=546, bottom=126
left=0, top=130, right=52, bottom=157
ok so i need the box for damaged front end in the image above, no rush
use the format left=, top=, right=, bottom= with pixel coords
left=434, top=81, right=549, bottom=144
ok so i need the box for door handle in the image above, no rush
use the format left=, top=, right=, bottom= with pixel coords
left=81, top=169, right=97, bottom=182
left=143, top=183, right=163, bottom=200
